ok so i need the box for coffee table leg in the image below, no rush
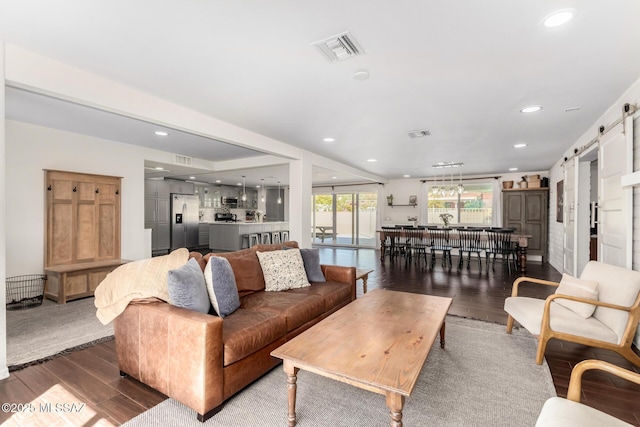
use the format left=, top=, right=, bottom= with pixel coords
left=284, top=361, right=299, bottom=427
left=440, top=322, right=446, bottom=349
left=386, top=392, right=405, bottom=427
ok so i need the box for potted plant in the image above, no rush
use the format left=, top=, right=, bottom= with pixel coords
left=439, top=213, right=453, bottom=227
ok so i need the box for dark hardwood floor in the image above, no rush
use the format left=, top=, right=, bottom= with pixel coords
left=1, top=247, right=639, bottom=425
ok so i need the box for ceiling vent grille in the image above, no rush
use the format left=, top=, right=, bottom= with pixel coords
left=312, top=31, right=364, bottom=62
left=408, top=129, right=431, bottom=139
left=174, top=154, right=193, bottom=166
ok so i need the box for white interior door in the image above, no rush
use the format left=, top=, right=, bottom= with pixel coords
left=563, top=158, right=576, bottom=275
left=598, top=120, right=632, bottom=268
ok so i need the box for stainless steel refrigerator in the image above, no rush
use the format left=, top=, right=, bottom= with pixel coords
left=170, top=194, right=199, bottom=250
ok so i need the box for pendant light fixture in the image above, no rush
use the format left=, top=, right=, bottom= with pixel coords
left=260, top=179, right=265, bottom=203
left=457, top=168, right=465, bottom=194
left=449, top=170, right=456, bottom=196
left=277, top=181, right=282, bottom=204
left=241, top=176, right=247, bottom=202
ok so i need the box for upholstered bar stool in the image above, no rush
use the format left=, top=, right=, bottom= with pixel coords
left=241, top=233, right=259, bottom=249
left=281, top=230, right=290, bottom=242
left=272, top=231, right=282, bottom=244
left=259, top=232, right=271, bottom=244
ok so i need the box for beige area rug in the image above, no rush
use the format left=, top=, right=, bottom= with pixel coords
left=123, top=316, right=556, bottom=427
left=6, top=297, right=113, bottom=368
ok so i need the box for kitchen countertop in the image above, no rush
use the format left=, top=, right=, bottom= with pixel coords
left=204, top=221, right=288, bottom=225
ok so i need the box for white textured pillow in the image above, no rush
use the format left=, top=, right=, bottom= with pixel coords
left=256, top=249, right=311, bottom=292
left=554, top=273, right=599, bottom=318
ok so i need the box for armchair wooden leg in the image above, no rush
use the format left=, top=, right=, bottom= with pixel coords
left=506, top=315, right=514, bottom=334
left=536, top=336, right=549, bottom=365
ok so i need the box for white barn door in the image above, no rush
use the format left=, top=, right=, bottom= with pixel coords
left=563, top=158, right=576, bottom=275
left=598, top=120, right=633, bottom=268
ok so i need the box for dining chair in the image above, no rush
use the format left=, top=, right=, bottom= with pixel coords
left=457, top=227, right=484, bottom=270
left=430, top=228, right=453, bottom=269
left=405, top=228, right=429, bottom=266
left=381, top=227, right=400, bottom=261
left=485, top=228, right=518, bottom=274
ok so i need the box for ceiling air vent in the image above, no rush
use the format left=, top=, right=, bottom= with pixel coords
left=174, top=154, right=193, bottom=166
left=408, top=129, right=431, bottom=139
left=312, top=31, right=364, bottom=62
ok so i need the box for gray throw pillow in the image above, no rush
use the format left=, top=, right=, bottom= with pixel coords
left=204, top=256, right=240, bottom=317
left=284, top=247, right=326, bottom=282
left=167, top=258, right=211, bottom=314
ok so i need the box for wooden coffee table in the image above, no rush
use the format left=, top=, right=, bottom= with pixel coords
left=271, top=289, right=452, bottom=427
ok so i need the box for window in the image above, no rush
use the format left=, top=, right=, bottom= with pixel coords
left=426, top=182, right=493, bottom=226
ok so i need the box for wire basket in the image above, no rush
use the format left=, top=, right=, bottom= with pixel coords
left=6, top=274, right=47, bottom=310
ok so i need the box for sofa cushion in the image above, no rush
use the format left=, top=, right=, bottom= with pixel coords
left=504, top=296, right=618, bottom=344
left=222, top=308, right=287, bottom=366
left=554, top=273, right=599, bottom=319
left=288, top=281, right=352, bottom=312
left=240, top=291, right=324, bottom=331
left=257, top=249, right=310, bottom=292
left=204, top=256, right=240, bottom=318
left=284, top=247, right=325, bottom=282
left=167, top=258, right=211, bottom=314
left=208, top=242, right=299, bottom=297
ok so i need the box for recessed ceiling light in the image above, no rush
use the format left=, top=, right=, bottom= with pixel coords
left=256, top=185, right=261, bottom=188
left=154, top=131, right=169, bottom=136
left=520, top=105, right=543, bottom=113
left=154, top=166, right=163, bottom=170
left=564, top=106, right=581, bottom=112
left=215, top=180, right=221, bottom=183
left=403, top=174, right=411, bottom=178
left=542, top=9, right=576, bottom=28
left=367, top=159, right=377, bottom=162
left=509, top=168, right=518, bottom=171
left=236, top=182, right=242, bottom=186
left=354, top=70, right=370, bottom=81
left=513, top=143, right=528, bottom=148
left=332, top=176, right=337, bottom=179
left=189, top=176, right=195, bottom=180
left=323, top=137, right=335, bottom=142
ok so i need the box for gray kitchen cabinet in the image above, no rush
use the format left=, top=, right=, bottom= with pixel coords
left=145, top=179, right=171, bottom=254
left=168, top=180, right=194, bottom=195
left=145, top=179, right=170, bottom=198
left=199, top=223, right=210, bottom=247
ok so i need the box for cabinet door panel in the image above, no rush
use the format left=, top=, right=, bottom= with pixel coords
left=98, top=204, right=117, bottom=258
left=526, top=222, right=544, bottom=253
left=145, top=198, right=157, bottom=222
left=156, top=223, right=171, bottom=250
left=504, top=193, right=523, bottom=223
left=67, top=274, right=88, bottom=296
left=51, top=203, right=74, bottom=265
left=157, top=198, right=171, bottom=224
left=76, top=203, right=96, bottom=261
left=525, top=193, right=544, bottom=222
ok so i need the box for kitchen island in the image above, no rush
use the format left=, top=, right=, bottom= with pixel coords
left=208, top=221, right=289, bottom=252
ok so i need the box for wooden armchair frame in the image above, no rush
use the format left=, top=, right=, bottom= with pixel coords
left=536, top=359, right=640, bottom=426
left=506, top=276, right=640, bottom=366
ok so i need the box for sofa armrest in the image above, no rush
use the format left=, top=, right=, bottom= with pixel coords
left=321, top=265, right=357, bottom=300
left=114, top=301, right=225, bottom=416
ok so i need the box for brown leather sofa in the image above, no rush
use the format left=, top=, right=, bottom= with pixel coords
left=113, top=242, right=356, bottom=421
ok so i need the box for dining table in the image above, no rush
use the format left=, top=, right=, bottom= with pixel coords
left=377, top=228, right=532, bottom=273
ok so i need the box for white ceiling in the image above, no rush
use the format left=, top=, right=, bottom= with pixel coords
left=2, top=1, right=640, bottom=183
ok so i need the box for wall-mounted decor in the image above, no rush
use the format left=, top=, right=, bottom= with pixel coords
left=556, top=180, right=564, bottom=223
left=409, top=195, right=417, bottom=205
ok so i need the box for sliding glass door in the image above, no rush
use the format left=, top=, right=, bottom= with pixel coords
left=312, top=191, right=377, bottom=247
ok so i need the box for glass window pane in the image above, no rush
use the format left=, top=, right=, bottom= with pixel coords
left=426, top=182, right=493, bottom=226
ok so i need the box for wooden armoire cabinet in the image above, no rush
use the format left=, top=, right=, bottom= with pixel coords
left=502, top=188, right=549, bottom=261
left=44, top=170, right=126, bottom=303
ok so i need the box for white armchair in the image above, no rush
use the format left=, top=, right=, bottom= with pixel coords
left=504, top=261, right=640, bottom=366
left=535, top=359, right=640, bottom=426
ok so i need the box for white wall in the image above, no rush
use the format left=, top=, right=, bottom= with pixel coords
left=5, top=120, right=185, bottom=276
left=1, top=42, right=8, bottom=380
